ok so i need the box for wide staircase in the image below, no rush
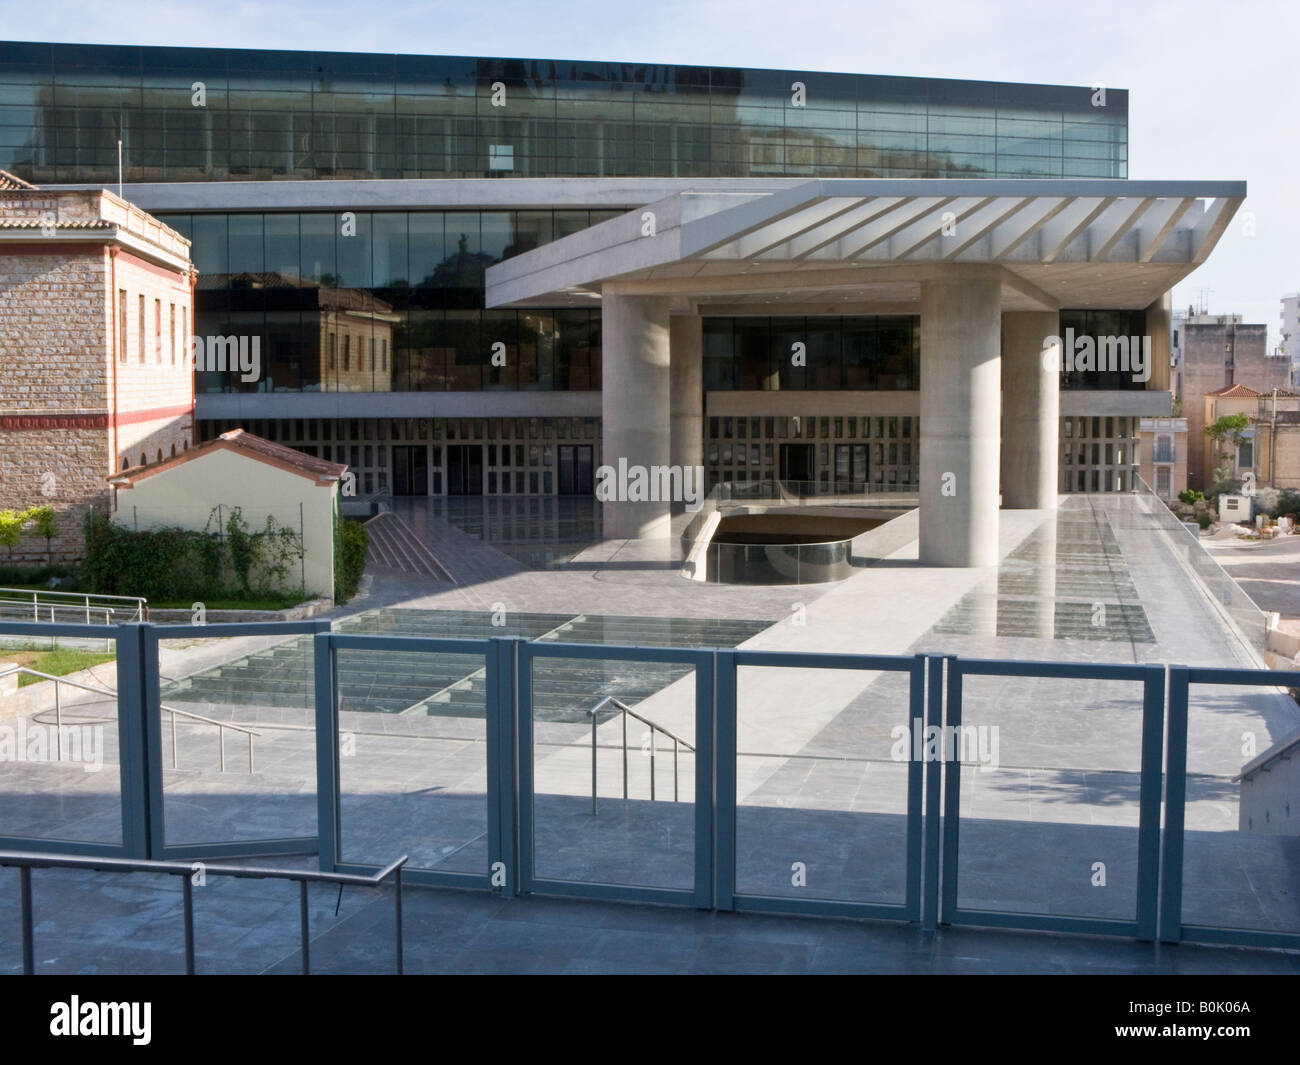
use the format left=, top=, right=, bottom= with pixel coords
left=161, top=609, right=769, bottom=721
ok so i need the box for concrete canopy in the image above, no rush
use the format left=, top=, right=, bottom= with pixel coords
left=485, top=178, right=1246, bottom=313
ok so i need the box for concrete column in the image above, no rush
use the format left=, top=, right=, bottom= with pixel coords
left=1145, top=292, right=1173, bottom=394
left=1001, top=310, right=1061, bottom=510
left=669, top=314, right=704, bottom=478
left=601, top=292, right=672, bottom=539
left=919, top=273, right=1003, bottom=567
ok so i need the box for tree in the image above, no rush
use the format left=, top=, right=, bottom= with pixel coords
left=1204, top=413, right=1252, bottom=497
left=1204, top=413, right=1250, bottom=466
left=25, top=505, right=57, bottom=564
left=0, top=509, right=23, bottom=561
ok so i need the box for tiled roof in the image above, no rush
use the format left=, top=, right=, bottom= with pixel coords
left=109, top=428, right=347, bottom=487
left=0, top=170, right=37, bottom=190
left=0, top=219, right=113, bottom=230
left=1206, top=384, right=1261, bottom=398
left=215, top=428, right=347, bottom=480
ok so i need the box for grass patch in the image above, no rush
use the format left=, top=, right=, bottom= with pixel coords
left=149, top=595, right=313, bottom=611
left=0, top=647, right=117, bottom=687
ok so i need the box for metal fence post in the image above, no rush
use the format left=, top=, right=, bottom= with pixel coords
left=922, top=653, right=945, bottom=932
left=714, top=649, right=737, bottom=913
left=487, top=636, right=518, bottom=897
left=1159, top=666, right=1190, bottom=943
left=692, top=648, right=716, bottom=911
left=139, top=623, right=167, bottom=858
left=1135, top=664, right=1166, bottom=942
left=938, top=655, right=967, bottom=928
left=115, top=622, right=152, bottom=859
left=314, top=631, right=340, bottom=873
left=905, top=655, right=926, bottom=925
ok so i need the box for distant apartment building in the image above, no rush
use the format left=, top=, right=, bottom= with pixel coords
left=1171, top=307, right=1187, bottom=399
left=1201, top=385, right=1269, bottom=491
left=1252, top=390, right=1300, bottom=491
left=0, top=170, right=195, bottom=562
left=1138, top=417, right=1188, bottom=501
left=1281, top=293, right=1300, bottom=386
left=1177, top=313, right=1289, bottom=489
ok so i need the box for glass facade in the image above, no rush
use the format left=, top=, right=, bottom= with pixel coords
left=703, top=315, right=921, bottom=391
left=0, top=43, right=1127, bottom=184
left=1058, top=309, right=1150, bottom=391
left=159, top=210, right=614, bottom=393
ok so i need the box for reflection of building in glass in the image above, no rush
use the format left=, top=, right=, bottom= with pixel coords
left=1, top=50, right=1127, bottom=184
left=195, top=274, right=396, bottom=393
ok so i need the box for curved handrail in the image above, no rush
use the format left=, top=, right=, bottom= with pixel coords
left=0, top=663, right=260, bottom=771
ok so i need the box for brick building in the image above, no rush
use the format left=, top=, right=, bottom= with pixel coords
left=1176, top=312, right=1291, bottom=490
left=0, top=170, right=196, bottom=564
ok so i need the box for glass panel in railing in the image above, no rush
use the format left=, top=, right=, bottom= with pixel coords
left=0, top=627, right=123, bottom=845
left=735, top=662, right=912, bottom=906
left=1179, top=680, right=1300, bottom=937
left=336, top=643, right=489, bottom=874
left=157, top=631, right=316, bottom=847
left=529, top=653, right=699, bottom=891
left=952, top=672, right=1148, bottom=922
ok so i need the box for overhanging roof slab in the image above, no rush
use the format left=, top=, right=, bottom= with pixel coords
left=485, top=178, right=1246, bottom=312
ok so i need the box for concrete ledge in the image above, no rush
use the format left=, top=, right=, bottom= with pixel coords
left=149, top=597, right=333, bottom=624
left=851, top=508, right=920, bottom=564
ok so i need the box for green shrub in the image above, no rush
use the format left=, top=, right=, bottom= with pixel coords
left=334, top=517, right=369, bottom=604
left=1196, top=513, right=1213, bottom=529
left=81, top=508, right=304, bottom=602
left=1277, top=489, right=1300, bottom=517
left=0, top=562, right=77, bottom=584
left=25, top=504, right=57, bottom=561
left=0, top=509, right=25, bottom=561
left=1178, top=489, right=1205, bottom=505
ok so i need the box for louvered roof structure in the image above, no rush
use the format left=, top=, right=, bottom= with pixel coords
left=487, top=178, right=1246, bottom=312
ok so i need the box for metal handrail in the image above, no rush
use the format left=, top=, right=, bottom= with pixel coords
left=0, top=664, right=260, bottom=772
left=0, top=586, right=147, bottom=623
left=587, top=695, right=695, bottom=814
left=0, top=849, right=408, bottom=975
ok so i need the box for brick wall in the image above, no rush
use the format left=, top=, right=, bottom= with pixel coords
left=0, top=198, right=194, bottom=565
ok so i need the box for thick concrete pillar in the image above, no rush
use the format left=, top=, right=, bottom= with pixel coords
left=1145, top=292, right=1173, bottom=394
left=1001, top=310, right=1061, bottom=510
left=669, top=314, right=703, bottom=477
left=919, top=273, right=1003, bottom=567
left=601, top=292, right=671, bottom=539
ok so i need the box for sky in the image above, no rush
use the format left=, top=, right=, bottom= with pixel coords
left=3, top=0, right=1295, bottom=346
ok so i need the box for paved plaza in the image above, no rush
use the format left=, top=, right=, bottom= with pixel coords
left=2, top=492, right=1299, bottom=972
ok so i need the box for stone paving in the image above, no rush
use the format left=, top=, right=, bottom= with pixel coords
left=2, top=493, right=1299, bottom=972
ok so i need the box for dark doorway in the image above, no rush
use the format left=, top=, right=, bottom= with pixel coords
left=558, top=444, right=594, bottom=495
left=392, top=445, right=428, bottom=496
left=447, top=444, right=483, bottom=496
left=779, top=443, right=815, bottom=487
